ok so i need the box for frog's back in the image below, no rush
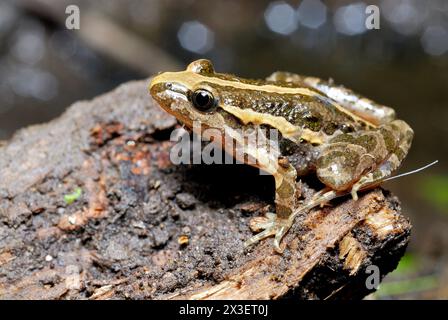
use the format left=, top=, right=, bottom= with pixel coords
left=209, top=73, right=365, bottom=137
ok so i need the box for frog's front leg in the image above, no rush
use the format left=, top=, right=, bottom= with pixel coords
left=244, top=158, right=298, bottom=253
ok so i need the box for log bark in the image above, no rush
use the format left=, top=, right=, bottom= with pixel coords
left=0, top=79, right=411, bottom=300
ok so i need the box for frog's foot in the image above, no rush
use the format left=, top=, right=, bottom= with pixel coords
left=311, top=187, right=333, bottom=208
left=244, top=213, right=292, bottom=253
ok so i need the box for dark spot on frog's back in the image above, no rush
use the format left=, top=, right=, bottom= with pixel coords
left=339, top=123, right=355, bottom=133
left=302, top=113, right=323, bottom=132
left=323, top=122, right=338, bottom=135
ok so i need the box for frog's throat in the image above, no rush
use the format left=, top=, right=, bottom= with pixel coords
left=220, top=103, right=327, bottom=145
left=150, top=71, right=377, bottom=128
left=222, top=124, right=281, bottom=174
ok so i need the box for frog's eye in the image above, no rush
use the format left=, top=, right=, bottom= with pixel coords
left=191, top=89, right=216, bottom=112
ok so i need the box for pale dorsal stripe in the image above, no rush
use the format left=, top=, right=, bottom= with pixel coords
left=152, top=71, right=319, bottom=96
left=151, top=71, right=376, bottom=128
left=220, top=103, right=327, bottom=145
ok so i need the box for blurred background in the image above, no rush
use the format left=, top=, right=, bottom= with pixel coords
left=0, top=0, right=447, bottom=299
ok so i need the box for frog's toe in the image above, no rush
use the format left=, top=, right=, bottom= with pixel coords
left=244, top=214, right=292, bottom=253
left=249, top=212, right=276, bottom=232
left=244, top=227, right=277, bottom=248
left=273, top=225, right=290, bottom=253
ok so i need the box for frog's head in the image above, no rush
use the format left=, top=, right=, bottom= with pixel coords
left=149, top=59, right=232, bottom=135
left=150, top=60, right=293, bottom=167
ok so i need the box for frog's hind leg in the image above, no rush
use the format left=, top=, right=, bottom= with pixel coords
left=317, top=119, right=414, bottom=200
left=350, top=120, right=414, bottom=199
left=281, top=121, right=410, bottom=233
left=250, top=116, right=412, bottom=252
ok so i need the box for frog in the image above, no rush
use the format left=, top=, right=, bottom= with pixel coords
left=149, top=59, right=413, bottom=253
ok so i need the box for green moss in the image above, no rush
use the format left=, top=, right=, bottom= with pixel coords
left=64, top=187, right=82, bottom=205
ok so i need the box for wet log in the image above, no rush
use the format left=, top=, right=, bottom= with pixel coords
left=0, top=79, right=411, bottom=300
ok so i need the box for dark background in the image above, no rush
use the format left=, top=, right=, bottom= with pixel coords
left=0, top=0, right=447, bottom=298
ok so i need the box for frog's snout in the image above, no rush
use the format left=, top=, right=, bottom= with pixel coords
left=149, top=74, right=163, bottom=95
left=149, top=76, right=170, bottom=101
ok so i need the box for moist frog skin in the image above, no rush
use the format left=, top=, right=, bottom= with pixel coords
left=149, top=59, right=413, bottom=253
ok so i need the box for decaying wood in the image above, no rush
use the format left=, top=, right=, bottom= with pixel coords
left=0, top=79, right=411, bottom=300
